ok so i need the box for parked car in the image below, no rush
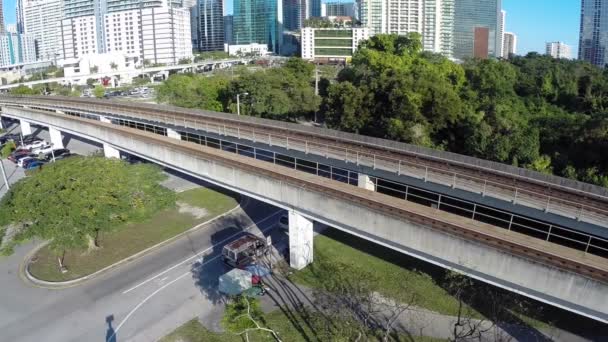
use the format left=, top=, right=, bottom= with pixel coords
left=40, top=148, right=71, bottom=161
left=18, top=156, right=37, bottom=168
left=8, top=150, right=27, bottom=162
left=0, top=133, right=20, bottom=144
left=53, top=152, right=78, bottom=161
left=20, top=140, right=49, bottom=151
left=22, top=157, right=44, bottom=168
left=24, top=160, right=45, bottom=170
left=10, top=152, right=36, bottom=163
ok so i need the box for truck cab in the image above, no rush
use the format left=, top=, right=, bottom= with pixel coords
left=222, top=233, right=269, bottom=268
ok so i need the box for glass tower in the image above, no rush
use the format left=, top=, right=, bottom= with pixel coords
left=283, top=0, right=302, bottom=31
left=452, top=0, right=501, bottom=60
left=198, top=0, right=224, bottom=51
left=579, top=0, right=608, bottom=67
left=233, top=0, right=283, bottom=53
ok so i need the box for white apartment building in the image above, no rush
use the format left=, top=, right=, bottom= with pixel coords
left=503, top=31, right=516, bottom=58
left=23, top=0, right=64, bottom=61
left=546, top=41, right=571, bottom=59
left=225, top=43, right=269, bottom=56
left=0, top=33, right=37, bottom=67
left=360, top=0, right=453, bottom=55
left=61, top=0, right=193, bottom=65
left=301, top=27, right=369, bottom=61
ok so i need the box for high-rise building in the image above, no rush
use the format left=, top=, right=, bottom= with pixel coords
left=360, top=0, right=452, bottom=55
left=195, top=0, right=224, bottom=51
left=224, top=15, right=233, bottom=44
left=360, top=0, right=385, bottom=36
left=0, top=0, right=5, bottom=34
left=579, top=0, right=608, bottom=66
left=452, top=0, right=502, bottom=59
left=283, top=0, right=303, bottom=31
left=6, top=24, right=17, bottom=34
left=23, top=0, right=63, bottom=61
left=301, top=27, right=369, bottom=60
left=0, top=33, right=37, bottom=66
left=498, top=9, right=505, bottom=57
left=503, top=32, right=516, bottom=58
left=321, top=1, right=355, bottom=17
left=16, top=0, right=26, bottom=33
left=307, top=0, right=322, bottom=17
left=233, top=0, right=283, bottom=53
left=546, top=41, right=571, bottom=59
left=61, top=0, right=192, bottom=65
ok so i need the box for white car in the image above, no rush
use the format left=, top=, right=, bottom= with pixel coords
left=37, top=145, right=60, bottom=155
left=21, top=140, right=49, bottom=151
left=17, top=156, right=36, bottom=168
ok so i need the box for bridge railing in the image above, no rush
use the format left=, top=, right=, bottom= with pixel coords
left=13, top=99, right=608, bottom=229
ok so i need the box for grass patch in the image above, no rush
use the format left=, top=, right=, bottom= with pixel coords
left=289, top=229, right=482, bottom=318
left=160, top=314, right=447, bottom=342
left=28, top=187, right=238, bottom=282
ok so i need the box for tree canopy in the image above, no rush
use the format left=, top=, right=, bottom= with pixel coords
left=155, top=37, right=608, bottom=186
left=0, top=156, right=175, bottom=257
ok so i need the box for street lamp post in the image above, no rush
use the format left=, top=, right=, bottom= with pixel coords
left=236, top=92, right=249, bottom=116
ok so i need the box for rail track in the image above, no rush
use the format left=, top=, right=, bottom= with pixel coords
left=4, top=95, right=608, bottom=229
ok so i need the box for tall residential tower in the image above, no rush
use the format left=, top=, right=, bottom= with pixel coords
left=579, top=0, right=608, bottom=66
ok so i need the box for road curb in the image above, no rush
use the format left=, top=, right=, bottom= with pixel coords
left=22, top=196, right=247, bottom=289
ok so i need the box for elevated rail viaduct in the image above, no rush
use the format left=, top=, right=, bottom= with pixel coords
left=1, top=96, right=608, bottom=323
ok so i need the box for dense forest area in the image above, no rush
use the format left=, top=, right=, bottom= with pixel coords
left=156, top=34, right=608, bottom=187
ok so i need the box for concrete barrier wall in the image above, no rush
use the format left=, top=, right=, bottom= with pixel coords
left=4, top=106, right=608, bottom=323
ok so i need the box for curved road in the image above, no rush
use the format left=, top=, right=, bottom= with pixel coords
left=0, top=198, right=283, bottom=341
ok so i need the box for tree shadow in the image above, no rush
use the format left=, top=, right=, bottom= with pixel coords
left=105, top=315, right=117, bottom=342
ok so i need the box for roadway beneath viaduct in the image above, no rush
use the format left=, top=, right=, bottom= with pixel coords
left=3, top=105, right=608, bottom=323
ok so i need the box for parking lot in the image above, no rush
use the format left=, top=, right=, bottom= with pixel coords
left=0, top=119, right=200, bottom=197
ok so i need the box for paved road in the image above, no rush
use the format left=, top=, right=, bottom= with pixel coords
left=0, top=196, right=283, bottom=342
left=0, top=120, right=287, bottom=341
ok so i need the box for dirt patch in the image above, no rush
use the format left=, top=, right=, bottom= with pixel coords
left=177, top=201, right=209, bottom=219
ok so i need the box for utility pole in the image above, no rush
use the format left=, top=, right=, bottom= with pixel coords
left=314, top=63, right=319, bottom=123
left=0, top=159, right=9, bottom=191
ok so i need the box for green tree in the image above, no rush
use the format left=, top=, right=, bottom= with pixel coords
left=110, top=62, right=118, bottom=70
left=1, top=141, right=16, bottom=158
left=90, top=65, right=99, bottom=73
left=93, top=85, right=105, bottom=98
left=156, top=74, right=228, bottom=111
left=222, top=296, right=282, bottom=341
left=178, top=57, right=192, bottom=65
left=10, top=85, right=37, bottom=95
left=86, top=78, right=96, bottom=87
left=0, top=156, right=175, bottom=268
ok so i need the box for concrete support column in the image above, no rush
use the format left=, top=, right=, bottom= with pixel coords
left=358, top=173, right=376, bottom=191
left=0, top=116, right=4, bottom=129
left=103, top=143, right=120, bottom=159
left=99, top=116, right=112, bottom=124
left=166, top=128, right=181, bottom=140
left=49, top=127, right=64, bottom=149
left=288, top=210, right=314, bottom=270
left=20, top=120, right=32, bottom=136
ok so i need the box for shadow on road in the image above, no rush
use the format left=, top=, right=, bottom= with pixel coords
left=105, top=315, right=117, bottom=342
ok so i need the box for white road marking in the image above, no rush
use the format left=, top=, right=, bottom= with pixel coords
left=159, top=276, right=168, bottom=282
left=112, top=209, right=283, bottom=339
left=122, top=210, right=282, bottom=294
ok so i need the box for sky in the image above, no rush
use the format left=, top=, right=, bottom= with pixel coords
left=1, top=0, right=582, bottom=56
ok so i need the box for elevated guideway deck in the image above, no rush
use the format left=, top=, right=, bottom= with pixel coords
left=2, top=104, right=608, bottom=322
left=2, top=96, right=608, bottom=259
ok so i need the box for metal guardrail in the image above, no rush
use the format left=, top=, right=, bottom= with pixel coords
left=8, top=99, right=608, bottom=230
